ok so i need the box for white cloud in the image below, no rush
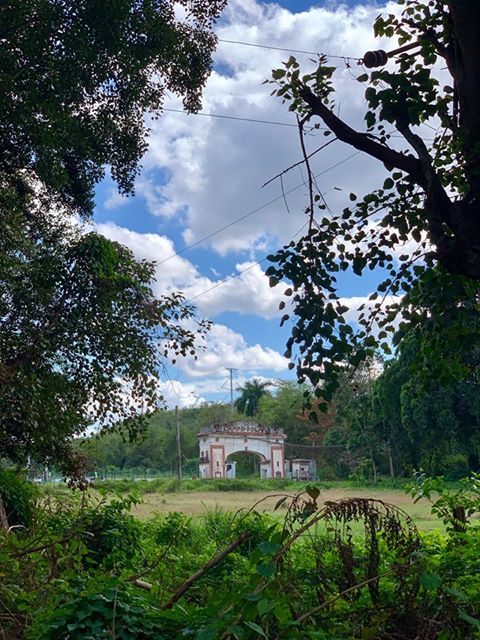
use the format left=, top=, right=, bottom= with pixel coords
left=95, top=222, right=285, bottom=318
left=102, top=1, right=400, bottom=257
left=179, top=323, right=289, bottom=378
left=95, top=221, right=198, bottom=293
left=93, top=1, right=429, bottom=402
left=155, top=379, right=206, bottom=409
left=338, top=294, right=404, bottom=338
left=183, top=261, right=284, bottom=318
left=104, top=188, right=129, bottom=211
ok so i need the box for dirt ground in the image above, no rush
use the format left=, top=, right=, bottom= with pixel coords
left=131, top=487, right=439, bottom=530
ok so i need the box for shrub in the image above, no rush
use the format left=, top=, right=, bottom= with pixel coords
left=27, top=578, right=178, bottom=640
left=0, top=469, right=37, bottom=528
left=437, top=454, right=470, bottom=480
left=147, top=511, right=195, bottom=547
left=77, top=495, right=142, bottom=568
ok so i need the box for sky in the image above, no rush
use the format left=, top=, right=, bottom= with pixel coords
left=92, top=0, right=401, bottom=408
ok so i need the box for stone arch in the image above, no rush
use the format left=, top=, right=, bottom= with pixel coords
left=226, top=449, right=267, bottom=462
left=226, top=449, right=267, bottom=478
left=198, top=421, right=286, bottom=479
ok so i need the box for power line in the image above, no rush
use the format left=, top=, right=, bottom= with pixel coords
left=163, top=107, right=433, bottom=142
left=183, top=219, right=310, bottom=306
left=217, top=38, right=361, bottom=61
left=157, top=150, right=360, bottom=267
left=163, top=107, right=300, bottom=128
left=185, top=258, right=268, bottom=304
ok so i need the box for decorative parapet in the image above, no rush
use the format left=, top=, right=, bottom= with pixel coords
left=197, top=420, right=286, bottom=439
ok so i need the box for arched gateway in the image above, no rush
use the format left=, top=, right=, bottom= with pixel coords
left=198, top=421, right=286, bottom=479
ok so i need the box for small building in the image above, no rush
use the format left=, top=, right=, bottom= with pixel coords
left=198, top=421, right=286, bottom=479
left=290, top=458, right=317, bottom=481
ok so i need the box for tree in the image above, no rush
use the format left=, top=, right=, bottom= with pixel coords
left=0, top=0, right=227, bottom=218
left=0, top=1, right=226, bottom=520
left=0, top=215, right=210, bottom=472
left=235, top=379, right=271, bottom=417
left=265, top=1, right=480, bottom=399
left=80, top=401, right=233, bottom=472
left=257, top=381, right=310, bottom=442
left=329, top=360, right=387, bottom=482
left=373, top=307, right=480, bottom=476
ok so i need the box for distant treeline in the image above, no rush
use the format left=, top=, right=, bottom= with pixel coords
left=79, top=360, right=480, bottom=481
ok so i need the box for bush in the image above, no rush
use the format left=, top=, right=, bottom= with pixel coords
left=0, top=469, right=37, bottom=527
left=77, top=495, right=142, bottom=568
left=437, top=454, right=470, bottom=480
left=27, top=578, right=179, bottom=640
left=147, top=511, right=195, bottom=547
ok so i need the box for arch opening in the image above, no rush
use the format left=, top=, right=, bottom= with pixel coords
left=226, top=450, right=266, bottom=478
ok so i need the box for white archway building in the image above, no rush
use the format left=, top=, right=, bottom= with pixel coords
left=198, top=421, right=286, bottom=479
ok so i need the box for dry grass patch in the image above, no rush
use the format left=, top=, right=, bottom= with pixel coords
left=131, top=487, right=439, bottom=530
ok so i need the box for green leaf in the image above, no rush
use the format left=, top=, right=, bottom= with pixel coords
left=257, top=562, right=275, bottom=578
left=419, top=572, right=442, bottom=590
left=306, top=485, right=320, bottom=500
left=244, top=593, right=261, bottom=602
left=274, top=496, right=288, bottom=511
left=257, top=599, right=273, bottom=615
left=244, top=621, right=268, bottom=638
left=258, top=540, right=281, bottom=554
left=459, top=610, right=480, bottom=628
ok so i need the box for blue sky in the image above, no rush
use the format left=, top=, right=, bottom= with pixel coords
left=92, top=0, right=398, bottom=407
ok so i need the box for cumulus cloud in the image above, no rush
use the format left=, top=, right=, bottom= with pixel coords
left=179, top=323, right=289, bottom=378
left=155, top=379, right=206, bottom=409
left=95, top=221, right=285, bottom=318
left=95, top=221, right=198, bottom=293
left=94, top=1, right=424, bottom=401
left=338, top=294, right=403, bottom=326
left=94, top=223, right=290, bottom=392
left=183, top=261, right=284, bottom=318
left=103, top=188, right=130, bottom=211
left=103, top=1, right=400, bottom=256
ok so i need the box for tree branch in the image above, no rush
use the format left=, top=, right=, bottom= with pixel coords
left=162, top=531, right=252, bottom=609
left=273, top=569, right=395, bottom=639
left=0, top=495, right=9, bottom=533
left=300, top=87, right=426, bottom=186
left=261, top=137, right=337, bottom=188
left=395, top=118, right=453, bottom=245
left=297, top=115, right=315, bottom=231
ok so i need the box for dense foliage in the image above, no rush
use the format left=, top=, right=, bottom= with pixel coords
left=77, top=354, right=480, bottom=482
left=1, top=218, right=210, bottom=471
left=1, top=475, right=480, bottom=639
left=0, top=0, right=226, bottom=476
left=0, top=0, right=227, bottom=216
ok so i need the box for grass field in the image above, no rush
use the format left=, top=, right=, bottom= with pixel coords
left=42, top=478, right=447, bottom=531
left=130, top=486, right=441, bottom=531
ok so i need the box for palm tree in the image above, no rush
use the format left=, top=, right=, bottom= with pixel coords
left=235, top=379, right=271, bottom=417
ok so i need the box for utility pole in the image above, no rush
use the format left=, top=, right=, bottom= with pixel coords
left=226, top=368, right=237, bottom=413
left=175, top=405, right=182, bottom=480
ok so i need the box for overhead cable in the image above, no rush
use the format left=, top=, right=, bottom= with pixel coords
left=163, top=108, right=300, bottom=128
left=217, top=38, right=361, bottom=61
left=157, top=150, right=360, bottom=267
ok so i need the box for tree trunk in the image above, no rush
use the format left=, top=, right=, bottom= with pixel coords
left=0, top=494, right=9, bottom=532
left=371, top=453, right=378, bottom=484
left=387, top=444, right=395, bottom=479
